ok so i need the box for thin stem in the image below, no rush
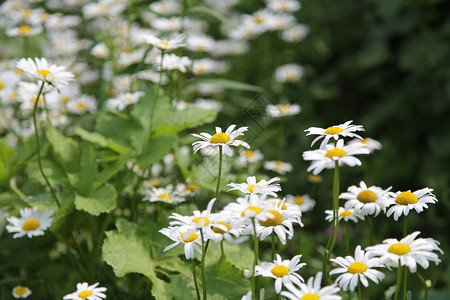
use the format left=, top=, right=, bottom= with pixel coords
left=149, top=50, right=165, bottom=137
left=345, top=222, right=349, bottom=255
left=394, top=261, right=403, bottom=300
left=251, top=218, right=260, bottom=300
left=33, top=81, right=61, bottom=208
left=348, top=290, right=352, bottom=300
left=416, top=272, right=428, bottom=300
left=402, top=266, right=407, bottom=300
left=220, top=240, right=225, bottom=259
left=191, top=264, right=201, bottom=300
left=271, top=233, right=276, bottom=260
left=403, top=215, right=408, bottom=237
left=212, top=145, right=223, bottom=213
left=367, top=217, right=374, bottom=245
left=358, top=281, right=362, bottom=300
left=200, top=230, right=207, bottom=300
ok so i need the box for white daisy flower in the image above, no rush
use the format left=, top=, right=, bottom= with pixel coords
left=159, top=226, right=202, bottom=259
left=325, top=207, right=364, bottom=223
left=330, top=245, right=385, bottom=291
left=302, top=139, right=370, bottom=175
left=191, top=124, right=250, bottom=157
left=169, top=198, right=219, bottom=232
left=192, top=58, right=228, bottom=75
left=281, top=24, right=309, bottom=42
left=6, top=25, right=43, bottom=37
left=281, top=272, right=341, bottom=300
left=340, top=181, right=391, bottom=217
left=126, top=162, right=149, bottom=178
left=6, top=207, right=53, bottom=238
left=366, top=231, right=443, bottom=273
left=155, top=53, right=191, bottom=73
left=348, top=137, right=382, bottom=153
left=222, top=195, right=274, bottom=224
left=194, top=98, right=223, bottom=111
left=305, top=120, right=365, bottom=149
left=146, top=34, right=185, bottom=50
left=382, top=188, right=438, bottom=221
left=274, top=63, right=303, bottom=83
left=142, top=185, right=185, bottom=204
left=136, top=70, right=169, bottom=85
left=82, top=0, right=126, bottom=19
left=106, top=91, right=144, bottom=111
left=204, top=217, right=243, bottom=244
left=150, top=17, right=183, bottom=32
left=263, top=160, right=293, bottom=175
left=266, top=103, right=301, bottom=117
left=90, top=43, right=109, bottom=59
left=255, top=254, right=306, bottom=293
left=12, top=286, right=32, bottom=299
left=186, top=34, right=216, bottom=52
left=285, top=194, right=316, bottom=212
left=66, top=95, right=97, bottom=115
left=149, top=0, right=181, bottom=15
left=16, top=57, right=74, bottom=88
left=266, top=0, right=301, bottom=13
left=236, top=149, right=264, bottom=166
left=63, top=282, right=107, bottom=300
left=227, top=176, right=281, bottom=198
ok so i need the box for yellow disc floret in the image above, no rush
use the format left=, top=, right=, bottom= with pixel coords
left=18, top=25, right=31, bottom=34
left=242, top=206, right=262, bottom=217
left=0, top=81, right=4, bottom=90
left=37, top=69, right=52, bottom=81
left=210, top=133, right=231, bottom=144
left=212, top=221, right=231, bottom=234
left=396, top=192, right=418, bottom=205
left=78, top=290, right=93, bottom=299
left=301, top=294, right=319, bottom=300
left=324, top=126, right=344, bottom=135
left=325, top=148, right=346, bottom=159
left=388, top=243, right=411, bottom=255
left=244, top=150, right=255, bottom=157
left=348, top=262, right=368, bottom=274
left=357, top=190, right=378, bottom=203
left=13, top=286, right=28, bottom=296
left=340, top=211, right=353, bottom=217
left=247, top=185, right=255, bottom=193
left=294, top=196, right=304, bottom=205
left=192, top=216, right=210, bottom=227
left=22, top=219, right=40, bottom=231
left=158, top=193, right=171, bottom=201
left=271, top=265, right=290, bottom=277
left=181, top=232, right=198, bottom=243
left=259, top=210, right=283, bottom=227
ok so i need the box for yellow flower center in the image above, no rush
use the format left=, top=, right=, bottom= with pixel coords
left=275, top=201, right=287, bottom=210
left=244, top=150, right=255, bottom=157
left=278, top=104, right=290, bottom=113
left=325, top=148, right=346, bottom=159
left=62, top=96, right=70, bottom=102
left=160, top=41, right=169, bottom=46
left=357, top=190, right=378, bottom=203
left=271, top=265, right=290, bottom=277
left=186, top=184, right=199, bottom=191
left=197, top=45, right=206, bottom=51
left=150, top=180, right=159, bottom=186
left=308, top=175, right=322, bottom=183
left=348, top=262, right=368, bottom=274
left=158, top=193, right=171, bottom=201
left=78, top=290, right=93, bottom=298
left=76, top=102, right=87, bottom=110
left=275, top=162, right=284, bottom=170
left=192, top=216, right=210, bottom=226
left=340, top=211, right=353, bottom=217
left=396, top=192, right=418, bottom=205
left=212, top=221, right=231, bottom=234
left=259, top=210, right=283, bottom=227
left=247, top=185, right=255, bottom=193
left=22, top=219, right=40, bottom=231
left=13, top=286, right=28, bottom=296
left=37, top=69, right=52, bottom=80
left=22, top=9, right=32, bottom=18
left=285, top=72, right=296, bottom=81
left=254, top=15, right=264, bottom=24
left=388, top=243, right=411, bottom=255
left=301, top=294, right=319, bottom=300
left=324, top=126, right=344, bottom=135
left=242, top=206, right=262, bottom=217
left=0, top=81, right=4, bottom=90
left=294, top=196, right=305, bottom=205
left=125, top=96, right=132, bottom=101
left=18, top=25, right=31, bottom=34
left=181, top=232, right=198, bottom=243
left=361, top=138, right=369, bottom=144
left=210, top=132, right=231, bottom=144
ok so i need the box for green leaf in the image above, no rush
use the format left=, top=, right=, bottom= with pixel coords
left=74, top=128, right=132, bottom=154
left=0, top=140, right=16, bottom=185
left=189, top=78, right=263, bottom=92
left=94, top=154, right=130, bottom=187
left=46, top=127, right=80, bottom=173
left=74, top=184, right=117, bottom=216
left=70, top=145, right=97, bottom=196
left=136, top=135, right=177, bottom=167
left=188, top=6, right=228, bottom=23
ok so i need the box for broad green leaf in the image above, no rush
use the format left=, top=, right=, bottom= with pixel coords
left=74, top=184, right=117, bottom=216
left=69, top=145, right=97, bottom=196
left=74, top=128, right=132, bottom=154
left=189, top=78, right=263, bottom=92
left=136, top=135, right=177, bottom=167
left=0, top=140, right=16, bottom=184
left=46, top=126, right=80, bottom=173
left=94, top=154, right=130, bottom=187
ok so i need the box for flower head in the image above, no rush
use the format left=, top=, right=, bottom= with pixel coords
left=325, top=207, right=364, bottom=223
left=142, top=185, right=185, bottom=204
left=382, top=188, right=438, bottom=221
left=16, top=57, right=74, bottom=88
left=285, top=194, right=316, bottom=212
left=106, top=91, right=144, bottom=111
left=266, top=103, right=301, bottom=117
left=305, top=120, right=364, bottom=149
left=227, top=176, right=281, bottom=198
left=281, top=272, right=341, bottom=300
left=340, top=181, right=391, bottom=217
left=12, top=286, right=32, bottom=299
left=159, top=226, right=202, bottom=259
left=147, top=34, right=185, bottom=50
left=63, top=282, right=107, bottom=300
left=263, top=160, right=292, bottom=175
left=192, top=125, right=250, bottom=157
left=6, top=207, right=53, bottom=238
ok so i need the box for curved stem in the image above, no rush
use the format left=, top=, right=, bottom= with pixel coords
left=148, top=50, right=165, bottom=138
left=416, top=272, right=428, bottom=300
left=212, top=145, right=223, bottom=213
left=200, top=230, right=207, bottom=300
left=33, top=81, right=61, bottom=208
left=192, top=263, right=201, bottom=300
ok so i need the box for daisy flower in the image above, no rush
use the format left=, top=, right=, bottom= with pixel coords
left=236, top=149, right=264, bottom=166
left=142, top=185, right=185, bottom=204
left=66, top=95, right=98, bottom=115
left=159, top=226, right=202, bottom=259
left=204, top=217, right=243, bottom=244
left=382, top=188, right=438, bottom=221
left=63, top=282, right=107, bottom=300
left=106, top=91, right=144, bottom=111
left=302, top=139, right=370, bottom=175
left=169, top=198, right=219, bottom=232
left=366, top=231, right=443, bottom=272
left=281, top=24, right=309, bottom=42
left=16, top=57, right=74, bottom=89
left=191, top=125, right=250, bottom=157
left=330, top=245, right=385, bottom=291
left=305, top=120, right=365, bottom=149
left=348, top=137, right=382, bottom=153
left=285, top=194, right=316, bottom=212
left=6, top=25, right=43, bottom=37
left=263, top=160, right=293, bottom=175
left=149, top=0, right=181, bottom=15
left=227, top=176, right=281, bottom=198
left=274, top=63, right=303, bottom=83
left=255, top=254, right=306, bottom=293
left=12, top=286, right=32, bottom=299
left=325, top=207, right=364, bottom=223
left=146, top=34, right=185, bottom=50
left=222, top=195, right=274, bottom=225
left=155, top=53, right=191, bottom=73
left=340, top=181, right=391, bottom=217
left=308, top=174, right=323, bottom=183
left=281, top=272, right=341, bottom=300
left=266, top=103, right=301, bottom=117
left=266, top=0, right=301, bottom=12
left=6, top=207, right=53, bottom=238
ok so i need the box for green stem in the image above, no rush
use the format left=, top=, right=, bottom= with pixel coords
left=402, top=266, right=407, bottom=300
left=212, top=145, right=223, bottom=213
left=33, top=81, right=61, bottom=208
left=394, top=260, right=402, bottom=300
left=252, top=218, right=260, bottom=300
left=345, top=222, right=349, bottom=255
left=416, top=272, right=428, bottom=300
left=403, top=215, right=408, bottom=237
left=368, top=217, right=374, bottom=245
left=192, top=264, right=201, bottom=300
left=220, top=240, right=225, bottom=259
left=348, top=290, right=352, bottom=300
left=9, top=182, right=26, bottom=199
left=358, top=281, right=362, bottom=300
left=148, top=50, right=165, bottom=138
left=200, top=231, right=207, bottom=300
left=271, top=233, right=276, bottom=260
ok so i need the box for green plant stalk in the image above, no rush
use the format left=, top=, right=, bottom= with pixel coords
left=220, top=240, right=225, bottom=259
left=402, top=266, right=408, bottom=300
left=148, top=50, right=165, bottom=138
left=367, top=217, right=374, bottom=245
left=200, top=230, right=207, bottom=300
left=33, top=239, right=47, bottom=298
left=344, top=222, right=349, bottom=255
left=252, top=218, right=260, bottom=300
left=212, top=145, right=223, bottom=213
left=192, top=263, right=201, bottom=300
left=403, top=215, right=408, bottom=237
left=271, top=233, right=276, bottom=260
left=394, top=260, right=403, bottom=300
left=416, top=272, right=428, bottom=300
left=358, top=281, right=362, bottom=300
left=32, top=81, right=61, bottom=208
left=348, top=290, right=352, bottom=300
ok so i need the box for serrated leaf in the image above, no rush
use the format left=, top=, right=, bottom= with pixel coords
left=46, top=127, right=80, bottom=173
left=74, top=184, right=117, bottom=216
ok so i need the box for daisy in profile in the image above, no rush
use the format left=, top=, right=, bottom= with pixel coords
left=236, top=149, right=264, bottom=167
left=255, top=254, right=306, bottom=293
left=191, top=125, right=250, bottom=157
left=142, top=185, right=185, bottom=204
left=6, top=207, right=53, bottom=238
left=266, top=103, right=301, bottom=117
left=305, top=120, right=364, bottom=149
left=330, top=245, right=385, bottom=291
left=302, top=139, right=370, bottom=175
left=146, top=33, right=185, bottom=50
left=274, top=63, right=303, bottom=83
left=325, top=207, right=364, bottom=223
left=16, top=57, right=74, bottom=89
left=106, top=91, right=144, bottom=111
left=281, top=272, right=341, bottom=300
left=155, top=53, right=191, bottom=73
left=63, top=282, right=107, bottom=300
left=340, top=181, right=391, bottom=217
left=227, top=176, right=281, bottom=198
left=263, top=160, right=292, bottom=175
left=366, top=231, right=443, bottom=272
left=12, top=286, right=32, bottom=299
left=159, top=226, right=202, bottom=259
left=348, top=137, right=382, bottom=153
left=285, top=194, right=316, bottom=212
left=382, top=188, right=438, bottom=221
